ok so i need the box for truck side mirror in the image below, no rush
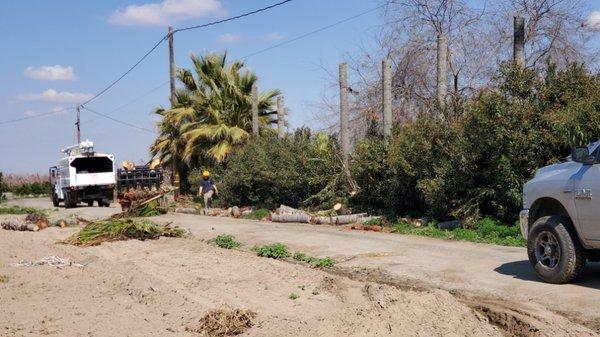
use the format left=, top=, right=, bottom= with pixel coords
left=572, top=147, right=593, bottom=164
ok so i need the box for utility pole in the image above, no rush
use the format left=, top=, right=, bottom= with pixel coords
left=252, top=84, right=259, bottom=137
left=76, top=104, right=81, bottom=144
left=339, top=63, right=350, bottom=165
left=513, top=16, right=525, bottom=68
left=436, top=32, right=447, bottom=110
left=168, top=26, right=179, bottom=200
left=382, top=58, right=392, bottom=138
left=168, top=26, right=177, bottom=106
left=277, top=95, right=285, bottom=139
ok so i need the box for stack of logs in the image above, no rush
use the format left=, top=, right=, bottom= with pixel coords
left=271, top=205, right=377, bottom=225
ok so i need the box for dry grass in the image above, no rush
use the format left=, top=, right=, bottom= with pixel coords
left=188, top=308, right=257, bottom=337
left=0, top=275, right=9, bottom=283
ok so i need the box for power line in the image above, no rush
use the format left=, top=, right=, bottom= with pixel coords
left=81, top=106, right=155, bottom=133
left=80, top=36, right=168, bottom=107
left=81, top=0, right=295, bottom=109
left=80, top=3, right=382, bottom=130
left=0, top=106, right=75, bottom=126
left=240, top=3, right=384, bottom=60
left=174, top=0, right=294, bottom=33
left=83, top=80, right=170, bottom=123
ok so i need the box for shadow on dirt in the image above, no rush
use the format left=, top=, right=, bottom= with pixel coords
left=494, top=260, right=600, bottom=289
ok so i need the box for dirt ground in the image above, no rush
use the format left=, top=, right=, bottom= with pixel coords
left=0, top=200, right=598, bottom=336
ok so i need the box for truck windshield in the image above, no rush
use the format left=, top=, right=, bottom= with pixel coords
left=71, top=157, right=113, bottom=173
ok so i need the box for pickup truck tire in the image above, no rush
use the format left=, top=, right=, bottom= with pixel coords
left=527, top=216, right=585, bottom=284
left=86, top=200, right=94, bottom=207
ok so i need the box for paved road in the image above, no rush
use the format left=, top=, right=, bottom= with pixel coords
left=8, top=198, right=600, bottom=324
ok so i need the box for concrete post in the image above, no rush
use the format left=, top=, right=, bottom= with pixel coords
left=382, top=58, right=392, bottom=138
left=251, top=84, right=259, bottom=137
left=513, top=16, right=525, bottom=68
left=339, top=63, right=350, bottom=164
left=436, top=32, right=447, bottom=110
left=277, top=96, right=285, bottom=139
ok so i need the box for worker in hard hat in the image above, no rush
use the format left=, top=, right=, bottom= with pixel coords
left=198, top=170, right=218, bottom=212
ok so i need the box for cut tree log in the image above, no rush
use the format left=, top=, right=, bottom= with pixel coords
left=271, top=213, right=311, bottom=223
left=275, top=205, right=306, bottom=215
left=175, top=207, right=200, bottom=215
left=1, top=219, right=39, bottom=232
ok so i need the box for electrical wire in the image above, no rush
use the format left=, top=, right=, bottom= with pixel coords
left=80, top=35, right=168, bottom=107
left=80, top=0, right=295, bottom=108
left=83, top=80, right=170, bottom=123
left=240, top=3, right=384, bottom=60
left=81, top=106, right=155, bottom=133
left=0, top=106, right=75, bottom=126
left=174, top=0, right=294, bottom=33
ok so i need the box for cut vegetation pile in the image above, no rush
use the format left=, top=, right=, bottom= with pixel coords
left=188, top=308, right=257, bottom=337
left=65, top=218, right=185, bottom=246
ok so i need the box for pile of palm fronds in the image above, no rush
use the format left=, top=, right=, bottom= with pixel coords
left=113, top=199, right=167, bottom=218
left=187, top=308, right=257, bottom=337
left=64, top=218, right=185, bottom=246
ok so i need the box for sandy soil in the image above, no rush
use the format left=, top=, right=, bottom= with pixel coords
left=0, top=212, right=596, bottom=337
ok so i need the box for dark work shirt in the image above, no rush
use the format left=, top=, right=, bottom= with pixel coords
left=200, top=179, right=214, bottom=193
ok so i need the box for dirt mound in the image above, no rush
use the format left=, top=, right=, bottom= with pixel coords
left=188, top=308, right=256, bottom=336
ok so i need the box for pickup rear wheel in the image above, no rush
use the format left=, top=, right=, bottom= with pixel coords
left=527, top=216, right=585, bottom=284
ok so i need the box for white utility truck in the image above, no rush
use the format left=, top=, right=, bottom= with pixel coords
left=49, top=140, right=115, bottom=208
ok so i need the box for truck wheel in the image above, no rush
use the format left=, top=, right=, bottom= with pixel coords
left=52, top=193, right=59, bottom=207
left=527, top=216, right=585, bottom=284
left=87, top=200, right=94, bottom=207
left=64, top=190, right=76, bottom=208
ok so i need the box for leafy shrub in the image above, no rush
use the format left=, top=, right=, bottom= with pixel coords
left=353, top=63, right=600, bottom=224
left=243, top=208, right=270, bottom=220
left=288, top=293, right=299, bottom=300
left=293, top=252, right=307, bottom=261
left=212, top=234, right=241, bottom=249
left=253, top=243, right=291, bottom=259
left=393, top=217, right=524, bottom=247
left=292, top=251, right=335, bottom=268
left=311, top=257, right=335, bottom=268
left=208, top=129, right=337, bottom=210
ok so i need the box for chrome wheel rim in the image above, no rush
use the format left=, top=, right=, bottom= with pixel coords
left=534, top=231, right=560, bottom=269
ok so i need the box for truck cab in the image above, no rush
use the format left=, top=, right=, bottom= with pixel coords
left=50, top=140, right=116, bottom=208
left=521, top=141, right=600, bottom=283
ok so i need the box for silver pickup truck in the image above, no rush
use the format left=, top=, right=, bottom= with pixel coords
left=521, top=141, right=600, bottom=283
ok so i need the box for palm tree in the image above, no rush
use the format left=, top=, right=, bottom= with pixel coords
left=170, top=52, right=280, bottom=163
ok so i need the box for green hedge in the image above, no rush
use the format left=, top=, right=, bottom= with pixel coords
left=191, top=128, right=337, bottom=210
left=352, top=63, right=600, bottom=224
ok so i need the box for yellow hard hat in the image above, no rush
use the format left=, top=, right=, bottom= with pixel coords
left=202, top=170, right=211, bottom=177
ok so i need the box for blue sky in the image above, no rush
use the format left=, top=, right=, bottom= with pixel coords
left=1, top=0, right=599, bottom=173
